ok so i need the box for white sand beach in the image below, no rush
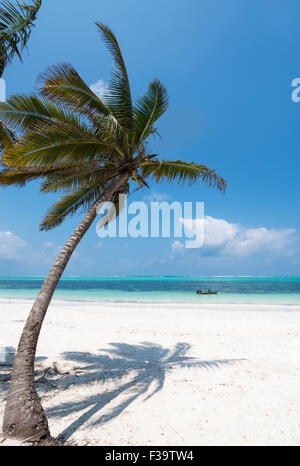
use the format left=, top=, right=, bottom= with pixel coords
left=0, top=299, right=299, bottom=446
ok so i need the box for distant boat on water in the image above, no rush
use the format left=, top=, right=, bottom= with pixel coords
left=196, top=289, right=218, bottom=295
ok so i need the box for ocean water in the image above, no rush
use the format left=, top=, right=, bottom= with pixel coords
left=0, top=276, right=300, bottom=304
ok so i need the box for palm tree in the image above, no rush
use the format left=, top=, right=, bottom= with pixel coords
left=0, top=23, right=227, bottom=445
left=0, top=0, right=42, bottom=148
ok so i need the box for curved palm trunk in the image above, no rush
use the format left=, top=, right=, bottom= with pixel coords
left=3, top=174, right=128, bottom=444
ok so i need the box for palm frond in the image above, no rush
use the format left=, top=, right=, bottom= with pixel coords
left=141, top=159, right=227, bottom=192
left=2, top=124, right=118, bottom=168
left=0, top=93, right=87, bottom=132
left=96, top=23, right=133, bottom=132
left=133, top=80, right=168, bottom=147
left=40, top=182, right=104, bottom=230
left=0, top=161, right=106, bottom=187
left=2, top=132, right=117, bottom=168
left=41, top=172, right=129, bottom=230
left=40, top=164, right=118, bottom=193
left=0, top=0, right=41, bottom=74
left=0, top=165, right=65, bottom=186
left=39, top=64, right=121, bottom=134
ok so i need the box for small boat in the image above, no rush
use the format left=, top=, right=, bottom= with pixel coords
left=196, top=290, right=218, bottom=295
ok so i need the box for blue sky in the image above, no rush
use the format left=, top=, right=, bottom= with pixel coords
left=1, top=0, right=300, bottom=276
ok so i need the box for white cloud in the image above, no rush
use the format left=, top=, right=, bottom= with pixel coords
left=143, top=192, right=171, bottom=204
left=176, top=216, right=298, bottom=260
left=44, top=241, right=54, bottom=248
left=0, top=231, right=26, bottom=260
left=90, top=79, right=107, bottom=99
left=171, top=240, right=184, bottom=258
left=224, top=226, right=296, bottom=257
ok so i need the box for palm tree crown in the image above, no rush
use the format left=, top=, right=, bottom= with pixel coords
left=0, top=22, right=226, bottom=231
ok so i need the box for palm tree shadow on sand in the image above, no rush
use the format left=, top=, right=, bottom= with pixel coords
left=46, top=342, right=244, bottom=443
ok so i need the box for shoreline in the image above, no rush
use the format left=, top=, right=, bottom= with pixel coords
left=1, top=297, right=300, bottom=310
left=1, top=297, right=300, bottom=308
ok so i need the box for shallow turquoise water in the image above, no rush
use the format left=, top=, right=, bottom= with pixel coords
left=0, top=276, right=300, bottom=304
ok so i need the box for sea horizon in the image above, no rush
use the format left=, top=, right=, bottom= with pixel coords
left=1, top=275, right=300, bottom=305
left=0, top=274, right=300, bottom=278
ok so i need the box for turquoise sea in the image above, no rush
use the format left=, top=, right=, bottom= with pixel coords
left=0, top=276, right=300, bottom=304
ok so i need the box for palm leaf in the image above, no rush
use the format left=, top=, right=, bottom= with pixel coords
left=141, top=159, right=227, bottom=191
left=0, top=93, right=87, bottom=132
left=39, top=64, right=122, bottom=134
left=0, top=0, right=41, bottom=75
left=96, top=23, right=133, bottom=132
left=133, top=80, right=168, bottom=147
left=40, top=164, right=118, bottom=193
left=0, top=164, right=69, bottom=186
left=42, top=174, right=129, bottom=230
left=40, top=182, right=104, bottom=230
left=1, top=124, right=118, bottom=168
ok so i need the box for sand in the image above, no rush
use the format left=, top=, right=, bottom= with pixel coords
left=0, top=298, right=299, bottom=446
